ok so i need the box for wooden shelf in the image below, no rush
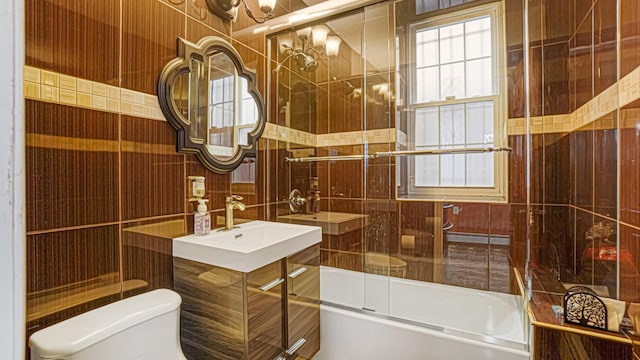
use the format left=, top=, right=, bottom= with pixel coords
left=521, top=268, right=632, bottom=344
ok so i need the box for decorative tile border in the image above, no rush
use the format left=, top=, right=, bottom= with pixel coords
left=316, top=128, right=397, bottom=147
left=25, top=65, right=640, bottom=144
left=262, top=123, right=316, bottom=147
left=620, top=65, right=640, bottom=107
left=507, top=115, right=572, bottom=135
left=23, top=67, right=397, bottom=150
left=24, top=66, right=165, bottom=121
left=262, top=124, right=397, bottom=147
left=507, top=65, right=640, bottom=135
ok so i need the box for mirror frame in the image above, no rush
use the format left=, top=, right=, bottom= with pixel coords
left=157, top=36, right=266, bottom=173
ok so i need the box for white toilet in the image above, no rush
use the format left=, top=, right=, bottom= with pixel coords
left=29, top=289, right=187, bottom=360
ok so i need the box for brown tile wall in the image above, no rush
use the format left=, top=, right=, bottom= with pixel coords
left=24, top=0, right=640, bottom=356
left=24, top=0, right=271, bottom=353
left=527, top=2, right=640, bottom=356
left=620, top=101, right=640, bottom=228
left=302, top=0, right=635, bottom=302
left=620, top=100, right=640, bottom=305
left=530, top=0, right=640, bottom=315
left=25, top=0, right=120, bottom=85
left=621, top=0, right=640, bottom=77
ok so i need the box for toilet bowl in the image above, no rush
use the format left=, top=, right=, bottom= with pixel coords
left=29, top=289, right=187, bottom=360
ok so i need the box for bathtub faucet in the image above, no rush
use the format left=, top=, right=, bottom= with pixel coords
left=306, top=189, right=320, bottom=214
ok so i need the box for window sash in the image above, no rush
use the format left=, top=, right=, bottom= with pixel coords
left=408, top=97, right=498, bottom=190
left=402, top=2, right=507, bottom=202
left=410, top=7, right=500, bottom=105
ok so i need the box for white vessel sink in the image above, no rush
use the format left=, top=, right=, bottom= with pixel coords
left=173, top=220, right=321, bottom=272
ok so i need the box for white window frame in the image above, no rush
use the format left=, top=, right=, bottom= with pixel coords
left=207, top=71, right=259, bottom=156
left=405, top=2, right=508, bottom=203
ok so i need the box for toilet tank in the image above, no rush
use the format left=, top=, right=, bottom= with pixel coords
left=30, top=289, right=187, bottom=360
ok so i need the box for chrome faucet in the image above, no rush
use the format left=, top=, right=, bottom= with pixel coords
left=306, top=190, right=320, bottom=214
left=224, top=195, right=246, bottom=230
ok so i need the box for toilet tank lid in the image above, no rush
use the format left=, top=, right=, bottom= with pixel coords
left=29, top=289, right=182, bottom=357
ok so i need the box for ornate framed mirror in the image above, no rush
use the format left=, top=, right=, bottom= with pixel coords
left=158, top=36, right=266, bottom=173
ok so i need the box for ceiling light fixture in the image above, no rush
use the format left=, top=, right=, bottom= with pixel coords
left=205, top=0, right=276, bottom=23
left=311, top=25, right=329, bottom=47
left=275, top=26, right=341, bottom=73
left=324, top=36, right=342, bottom=56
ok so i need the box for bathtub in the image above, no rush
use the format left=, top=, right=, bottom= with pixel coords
left=314, top=266, right=529, bottom=360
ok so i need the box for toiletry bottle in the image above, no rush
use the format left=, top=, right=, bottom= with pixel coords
left=194, top=199, right=211, bottom=235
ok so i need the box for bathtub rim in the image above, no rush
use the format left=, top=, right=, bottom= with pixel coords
left=321, top=265, right=527, bottom=350
left=321, top=299, right=528, bottom=352
left=318, top=302, right=531, bottom=357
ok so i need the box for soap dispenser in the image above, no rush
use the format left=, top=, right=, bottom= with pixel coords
left=194, top=199, right=211, bottom=235
left=188, top=176, right=206, bottom=200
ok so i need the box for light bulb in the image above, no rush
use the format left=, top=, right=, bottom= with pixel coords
left=278, top=36, right=293, bottom=54
left=296, top=27, right=312, bottom=40
left=258, top=0, right=276, bottom=14
left=311, top=25, right=329, bottom=47
left=325, top=36, right=341, bottom=56
left=226, top=5, right=238, bottom=20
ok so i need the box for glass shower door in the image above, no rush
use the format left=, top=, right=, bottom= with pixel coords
left=362, top=1, right=396, bottom=315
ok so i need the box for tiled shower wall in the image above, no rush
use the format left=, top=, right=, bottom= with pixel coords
left=616, top=0, right=640, bottom=303
left=22, top=0, right=299, bottom=350
left=272, top=0, right=640, bottom=299
left=524, top=0, right=640, bottom=304
left=270, top=0, right=526, bottom=293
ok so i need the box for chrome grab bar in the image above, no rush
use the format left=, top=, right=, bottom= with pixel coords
left=285, top=146, right=512, bottom=162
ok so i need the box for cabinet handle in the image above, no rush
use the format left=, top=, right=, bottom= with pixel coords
left=442, top=221, right=454, bottom=231
left=287, top=266, right=308, bottom=279
left=285, top=338, right=307, bottom=355
left=259, top=278, right=284, bottom=292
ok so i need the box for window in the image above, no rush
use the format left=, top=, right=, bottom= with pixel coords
left=404, top=3, right=507, bottom=202
left=208, top=74, right=259, bottom=156
left=209, top=74, right=235, bottom=150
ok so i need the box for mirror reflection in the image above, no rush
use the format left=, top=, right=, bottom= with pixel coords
left=172, top=73, right=189, bottom=118
left=202, top=54, right=259, bottom=159
left=158, top=36, right=265, bottom=173
left=188, top=50, right=260, bottom=160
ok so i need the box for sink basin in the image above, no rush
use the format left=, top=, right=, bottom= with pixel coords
left=172, top=220, right=321, bottom=272
left=278, top=211, right=369, bottom=235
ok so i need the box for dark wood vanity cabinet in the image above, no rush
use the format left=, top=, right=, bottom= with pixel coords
left=285, top=245, right=321, bottom=359
left=246, top=260, right=285, bottom=360
left=174, top=244, right=320, bottom=360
